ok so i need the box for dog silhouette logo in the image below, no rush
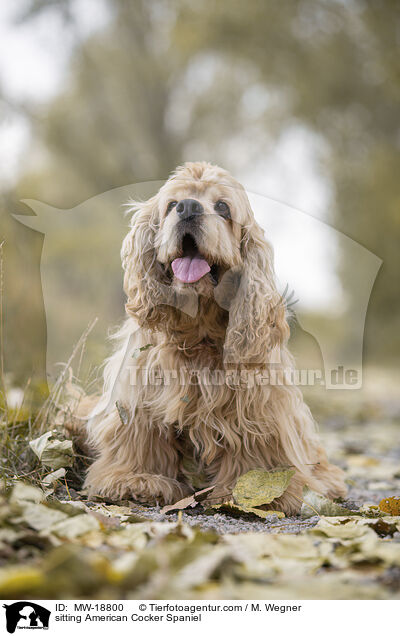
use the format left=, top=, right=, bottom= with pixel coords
left=3, top=602, right=50, bottom=634
left=14, top=180, right=381, bottom=390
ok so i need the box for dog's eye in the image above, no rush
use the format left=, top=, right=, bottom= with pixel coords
left=214, top=200, right=230, bottom=219
left=166, top=200, right=178, bottom=215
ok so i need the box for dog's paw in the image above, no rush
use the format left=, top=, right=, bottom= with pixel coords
left=312, top=460, right=348, bottom=500
left=85, top=468, right=188, bottom=506
left=266, top=491, right=302, bottom=516
left=124, top=474, right=189, bottom=505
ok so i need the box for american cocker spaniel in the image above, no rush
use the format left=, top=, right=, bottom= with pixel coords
left=82, top=162, right=346, bottom=514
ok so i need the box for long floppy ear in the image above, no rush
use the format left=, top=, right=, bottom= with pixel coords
left=122, top=197, right=199, bottom=327
left=223, top=221, right=290, bottom=366
left=122, top=196, right=169, bottom=327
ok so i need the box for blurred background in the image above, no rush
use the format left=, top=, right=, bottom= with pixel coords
left=0, top=0, right=399, bottom=403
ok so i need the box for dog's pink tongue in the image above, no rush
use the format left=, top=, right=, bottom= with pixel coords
left=171, top=256, right=210, bottom=283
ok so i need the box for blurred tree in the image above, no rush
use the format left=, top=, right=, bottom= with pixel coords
left=0, top=197, right=46, bottom=386
left=2, top=0, right=268, bottom=384
left=175, top=0, right=400, bottom=363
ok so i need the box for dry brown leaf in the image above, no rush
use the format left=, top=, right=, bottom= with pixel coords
left=161, top=485, right=216, bottom=514
left=210, top=500, right=285, bottom=519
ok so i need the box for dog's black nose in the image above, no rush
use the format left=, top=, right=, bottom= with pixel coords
left=176, top=198, right=204, bottom=220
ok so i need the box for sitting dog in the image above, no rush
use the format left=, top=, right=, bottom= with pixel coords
left=81, top=161, right=346, bottom=514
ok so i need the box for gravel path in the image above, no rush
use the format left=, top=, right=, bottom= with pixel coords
left=118, top=481, right=397, bottom=534
left=77, top=480, right=397, bottom=535
left=63, top=415, right=400, bottom=536
left=125, top=506, right=322, bottom=534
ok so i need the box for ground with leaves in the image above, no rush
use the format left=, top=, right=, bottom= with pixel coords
left=1, top=389, right=400, bottom=600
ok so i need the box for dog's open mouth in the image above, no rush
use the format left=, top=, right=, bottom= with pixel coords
left=171, top=233, right=219, bottom=284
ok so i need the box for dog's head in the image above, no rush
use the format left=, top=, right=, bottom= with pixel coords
left=123, top=162, right=289, bottom=363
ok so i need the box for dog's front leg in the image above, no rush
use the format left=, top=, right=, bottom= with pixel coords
left=203, top=451, right=248, bottom=506
left=84, top=409, right=189, bottom=505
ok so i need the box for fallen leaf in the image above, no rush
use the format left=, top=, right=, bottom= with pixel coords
left=116, top=401, right=130, bottom=426
left=174, top=545, right=231, bottom=589
left=42, top=468, right=66, bottom=485
left=9, top=483, right=45, bottom=505
left=210, top=501, right=285, bottom=519
left=301, top=487, right=358, bottom=518
left=41, top=468, right=66, bottom=496
left=378, top=496, right=400, bottom=515
left=21, top=503, right=68, bottom=531
left=0, top=566, right=44, bottom=597
left=46, top=514, right=100, bottom=539
left=29, top=431, right=74, bottom=469
left=132, top=344, right=153, bottom=358
left=91, top=503, right=140, bottom=523
left=366, top=517, right=400, bottom=537
left=88, top=509, right=121, bottom=529
left=358, top=503, right=384, bottom=517
left=310, top=517, right=378, bottom=540
left=233, top=469, right=295, bottom=509
left=224, top=532, right=320, bottom=561
left=161, top=485, right=216, bottom=514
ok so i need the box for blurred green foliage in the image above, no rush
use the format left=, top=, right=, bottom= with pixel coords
left=1, top=0, right=399, bottom=386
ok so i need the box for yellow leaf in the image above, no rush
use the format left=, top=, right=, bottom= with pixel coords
left=0, top=567, right=44, bottom=597
left=233, top=468, right=295, bottom=508
left=378, top=496, right=400, bottom=515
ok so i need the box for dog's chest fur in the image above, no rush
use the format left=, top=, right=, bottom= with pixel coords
left=132, top=335, right=273, bottom=467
